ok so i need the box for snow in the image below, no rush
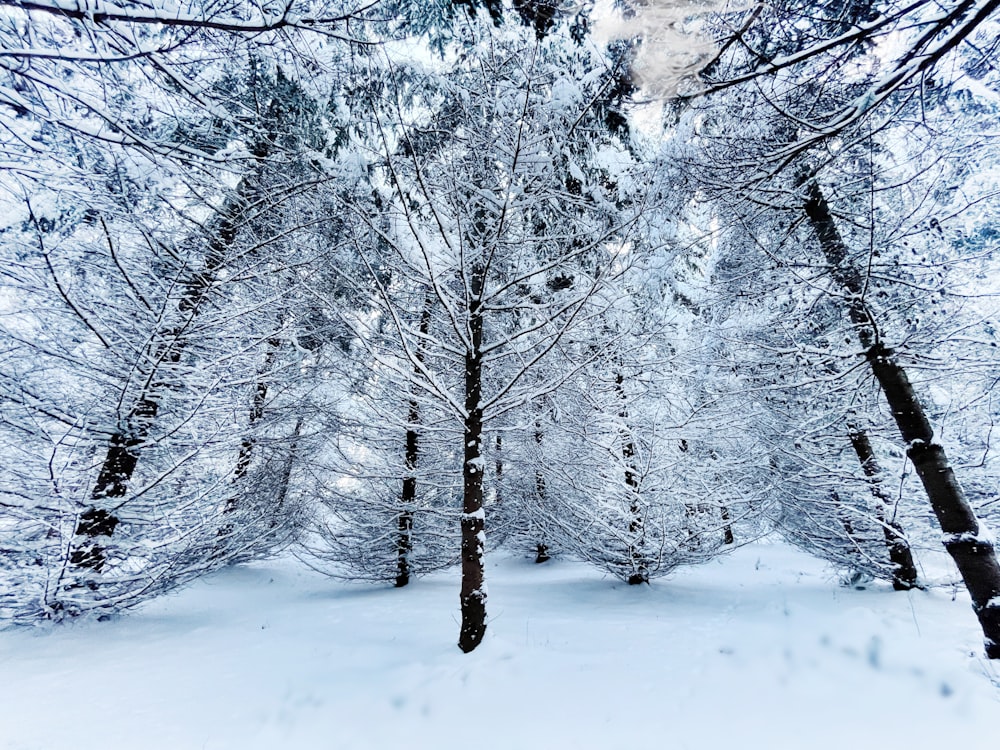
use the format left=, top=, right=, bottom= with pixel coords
left=0, top=543, right=997, bottom=750
left=942, top=527, right=995, bottom=545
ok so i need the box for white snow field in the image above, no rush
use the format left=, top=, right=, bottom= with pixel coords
left=1, top=543, right=997, bottom=750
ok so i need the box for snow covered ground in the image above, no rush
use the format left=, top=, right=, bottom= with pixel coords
left=1, top=543, right=997, bottom=750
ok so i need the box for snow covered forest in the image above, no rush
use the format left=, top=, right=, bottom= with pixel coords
left=3, top=0, right=1000, bottom=693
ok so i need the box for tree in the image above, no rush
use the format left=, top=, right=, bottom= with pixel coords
left=0, top=0, right=377, bottom=168
left=661, top=0, right=1000, bottom=652
left=0, top=55, right=341, bottom=620
left=325, top=12, right=657, bottom=651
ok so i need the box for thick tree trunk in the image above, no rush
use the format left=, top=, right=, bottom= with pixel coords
left=623, top=434, right=646, bottom=584
left=834, top=492, right=857, bottom=540
left=847, top=427, right=919, bottom=590
left=805, top=181, right=1000, bottom=656
left=274, top=418, right=303, bottom=518
left=458, top=278, right=487, bottom=653
left=71, top=180, right=254, bottom=573
left=686, top=442, right=735, bottom=544
left=70, top=395, right=155, bottom=571
left=868, top=344, right=1000, bottom=654
left=712, top=447, right=735, bottom=545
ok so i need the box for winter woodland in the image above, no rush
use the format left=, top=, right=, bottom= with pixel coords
left=2, top=0, right=1000, bottom=661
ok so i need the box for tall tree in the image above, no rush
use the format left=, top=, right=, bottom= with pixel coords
left=332, top=12, right=656, bottom=651
left=0, top=56, right=342, bottom=619
left=668, top=0, right=1000, bottom=654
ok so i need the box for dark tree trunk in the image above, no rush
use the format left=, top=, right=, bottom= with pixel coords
left=69, top=507, right=121, bottom=572
left=720, top=504, right=735, bottom=545
left=229, top=338, right=282, bottom=493
left=834, top=492, right=857, bottom=539
left=805, top=181, right=1000, bottom=657
left=623, top=432, right=646, bottom=585
left=396, top=405, right=417, bottom=588
left=215, top=337, right=283, bottom=546
left=458, top=273, right=487, bottom=653
left=70, top=395, right=155, bottom=571
left=868, top=344, right=1000, bottom=653
left=71, top=177, right=256, bottom=573
left=616, top=372, right=647, bottom=585
left=533, top=422, right=550, bottom=564
left=265, top=417, right=302, bottom=535
left=494, top=434, right=503, bottom=506
left=397, top=304, right=432, bottom=588
left=705, top=446, right=735, bottom=545
left=848, top=427, right=919, bottom=590
left=274, top=418, right=303, bottom=519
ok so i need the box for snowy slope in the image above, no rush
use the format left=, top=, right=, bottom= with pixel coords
left=0, top=543, right=997, bottom=750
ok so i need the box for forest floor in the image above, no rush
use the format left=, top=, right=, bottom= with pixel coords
left=1, top=542, right=998, bottom=749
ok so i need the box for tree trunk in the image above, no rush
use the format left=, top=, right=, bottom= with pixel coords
left=720, top=504, right=735, bottom=545
left=71, top=178, right=253, bottom=573
left=494, top=434, right=503, bottom=507
left=805, top=181, right=1000, bottom=656
left=397, top=304, right=431, bottom=588
left=215, top=337, right=282, bottom=545
left=616, top=372, right=647, bottom=585
left=276, top=419, right=302, bottom=508
left=396, top=404, right=418, bottom=588
left=847, top=426, right=919, bottom=590
left=229, top=338, right=282, bottom=493
left=868, top=344, right=1000, bottom=653
left=533, top=421, right=550, bottom=564
left=270, top=418, right=303, bottom=527
left=70, top=395, right=154, bottom=571
left=458, top=274, right=487, bottom=653
left=705, top=446, right=734, bottom=545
